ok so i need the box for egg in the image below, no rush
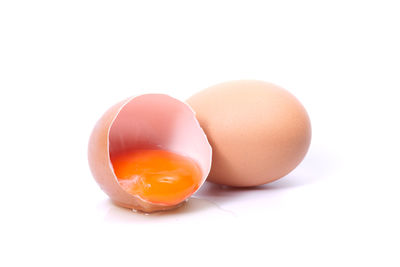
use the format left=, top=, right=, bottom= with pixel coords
left=187, top=80, right=311, bottom=187
left=88, top=94, right=212, bottom=213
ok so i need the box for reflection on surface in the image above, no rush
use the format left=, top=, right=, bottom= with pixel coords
left=98, top=197, right=235, bottom=223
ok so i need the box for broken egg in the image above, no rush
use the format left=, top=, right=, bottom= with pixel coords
left=88, top=94, right=212, bottom=213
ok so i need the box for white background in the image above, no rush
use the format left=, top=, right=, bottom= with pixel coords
left=1, top=1, right=399, bottom=266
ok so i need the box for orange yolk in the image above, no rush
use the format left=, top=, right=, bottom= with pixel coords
left=110, top=149, right=202, bottom=205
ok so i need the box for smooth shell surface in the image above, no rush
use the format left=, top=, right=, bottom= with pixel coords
left=187, top=80, right=311, bottom=187
left=88, top=94, right=212, bottom=212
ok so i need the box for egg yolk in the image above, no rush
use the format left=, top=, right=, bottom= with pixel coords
left=110, top=149, right=202, bottom=206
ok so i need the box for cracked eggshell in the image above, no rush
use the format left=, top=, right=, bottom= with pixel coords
left=88, top=94, right=212, bottom=213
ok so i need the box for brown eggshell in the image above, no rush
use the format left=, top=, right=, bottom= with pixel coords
left=187, top=80, right=311, bottom=187
left=88, top=94, right=212, bottom=213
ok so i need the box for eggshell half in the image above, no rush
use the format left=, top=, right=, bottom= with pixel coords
left=88, top=94, right=212, bottom=213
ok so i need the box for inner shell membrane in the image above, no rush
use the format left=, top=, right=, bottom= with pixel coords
left=107, top=95, right=209, bottom=205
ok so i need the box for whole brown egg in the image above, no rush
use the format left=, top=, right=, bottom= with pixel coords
left=187, top=80, right=311, bottom=187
